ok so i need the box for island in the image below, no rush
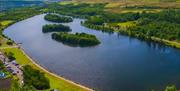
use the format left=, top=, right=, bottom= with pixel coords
left=52, top=32, right=100, bottom=47
left=42, top=24, right=72, bottom=33
left=44, top=14, right=73, bottom=23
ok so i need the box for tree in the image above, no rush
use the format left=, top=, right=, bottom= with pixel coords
left=23, top=65, right=50, bottom=90
left=6, top=52, right=16, bottom=61
left=165, top=85, right=177, bottom=91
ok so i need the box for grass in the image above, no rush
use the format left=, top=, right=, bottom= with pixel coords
left=107, top=21, right=180, bottom=48
left=152, top=37, right=180, bottom=48
left=117, top=21, right=137, bottom=27
left=59, top=1, right=78, bottom=5
left=73, top=0, right=180, bottom=3
left=108, top=21, right=137, bottom=28
left=0, top=21, right=14, bottom=26
left=103, top=1, right=180, bottom=13
left=105, top=8, right=162, bottom=13
left=1, top=48, right=90, bottom=91
left=0, top=20, right=15, bottom=48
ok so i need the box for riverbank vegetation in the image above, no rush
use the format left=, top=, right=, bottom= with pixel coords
left=82, top=9, right=180, bottom=48
left=52, top=32, right=100, bottom=47
left=42, top=24, right=71, bottom=33
left=23, top=65, right=50, bottom=90
left=164, top=85, right=180, bottom=91
left=44, top=14, right=73, bottom=23
left=0, top=6, right=42, bottom=47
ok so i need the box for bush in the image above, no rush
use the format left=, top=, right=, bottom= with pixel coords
left=5, top=52, right=16, bottom=61
left=165, top=85, right=177, bottom=91
left=6, top=41, right=13, bottom=45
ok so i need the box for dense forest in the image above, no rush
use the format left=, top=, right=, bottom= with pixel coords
left=45, top=3, right=106, bottom=18
left=83, top=10, right=180, bottom=47
left=44, top=3, right=180, bottom=48
left=23, top=65, right=50, bottom=90
left=44, top=14, right=73, bottom=23
left=52, top=32, right=100, bottom=47
left=42, top=24, right=72, bottom=33
left=0, top=7, right=42, bottom=22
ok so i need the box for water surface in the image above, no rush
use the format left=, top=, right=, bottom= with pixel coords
left=4, top=14, right=180, bottom=91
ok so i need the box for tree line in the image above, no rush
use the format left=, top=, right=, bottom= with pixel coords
left=44, top=14, right=73, bottom=23
left=42, top=24, right=72, bottom=33
left=52, top=32, right=100, bottom=47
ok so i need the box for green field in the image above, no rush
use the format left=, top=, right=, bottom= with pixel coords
left=108, top=21, right=137, bottom=28
left=71, top=0, right=180, bottom=13
left=0, top=20, right=14, bottom=47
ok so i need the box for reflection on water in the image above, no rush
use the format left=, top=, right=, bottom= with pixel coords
left=3, top=14, right=180, bottom=91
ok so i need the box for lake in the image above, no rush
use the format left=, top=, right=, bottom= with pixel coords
left=3, top=14, right=180, bottom=91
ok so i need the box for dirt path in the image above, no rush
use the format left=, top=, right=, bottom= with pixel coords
left=0, top=46, right=19, bottom=49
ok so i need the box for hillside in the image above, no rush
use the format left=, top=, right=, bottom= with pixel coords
left=73, top=0, right=180, bottom=3
left=66, top=0, right=180, bottom=13
left=72, top=0, right=180, bottom=8
left=0, top=1, right=43, bottom=11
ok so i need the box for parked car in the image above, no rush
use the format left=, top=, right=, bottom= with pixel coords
left=12, top=72, right=16, bottom=75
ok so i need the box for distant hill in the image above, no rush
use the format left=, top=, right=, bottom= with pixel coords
left=0, top=0, right=63, bottom=1
left=71, top=0, right=180, bottom=8
left=72, top=0, right=179, bottom=3
left=0, top=0, right=45, bottom=2
left=0, top=1, right=44, bottom=11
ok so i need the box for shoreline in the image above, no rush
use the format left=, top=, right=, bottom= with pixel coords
left=82, top=23, right=180, bottom=49
left=1, top=13, right=94, bottom=91
left=19, top=47, right=94, bottom=91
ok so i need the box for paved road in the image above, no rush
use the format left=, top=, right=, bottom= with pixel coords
left=8, top=61, right=23, bottom=85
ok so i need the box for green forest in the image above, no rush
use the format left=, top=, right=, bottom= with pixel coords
left=42, top=24, right=72, bottom=33
left=44, top=14, right=73, bottom=23
left=52, top=32, right=100, bottom=47
left=23, top=65, right=50, bottom=90
left=45, top=3, right=180, bottom=48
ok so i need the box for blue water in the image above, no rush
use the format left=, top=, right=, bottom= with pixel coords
left=4, top=14, right=180, bottom=91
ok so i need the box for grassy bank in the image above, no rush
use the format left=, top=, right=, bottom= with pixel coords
left=151, top=37, right=180, bottom=48
left=1, top=48, right=92, bottom=91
